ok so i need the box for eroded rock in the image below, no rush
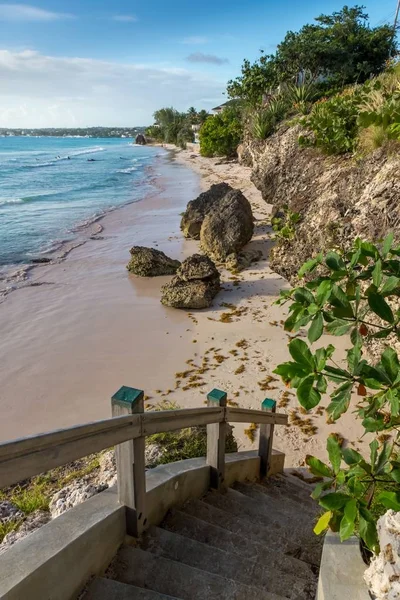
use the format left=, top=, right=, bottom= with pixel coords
left=0, top=511, right=50, bottom=555
left=180, top=182, right=232, bottom=239
left=161, top=254, right=220, bottom=309
left=200, top=189, right=254, bottom=262
left=226, top=249, right=263, bottom=272
left=127, top=246, right=181, bottom=277
left=0, top=501, right=23, bottom=524
left=364, top=510, right=400, bottom=600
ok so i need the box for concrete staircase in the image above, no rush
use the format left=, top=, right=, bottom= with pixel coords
left=84, top=474, right=322, bottom=600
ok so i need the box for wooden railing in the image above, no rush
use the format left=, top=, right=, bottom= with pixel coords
left=0, top=387, right=288, bottom=536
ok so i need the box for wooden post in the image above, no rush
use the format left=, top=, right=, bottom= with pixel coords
left=206, top=388, right=227, bottom=490
left=258, top=398, right=276, bottom=479
left=112, top=386, right=146, bottom=537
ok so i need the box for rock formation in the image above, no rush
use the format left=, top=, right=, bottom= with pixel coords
left=135, top=134, right=146, bottom=145
left=364, top=510, right=400, bottom=600
left=200, top=188, right=254, bottom=262
left=161, top=254, right=220, bottom=309
left=242, top=125, right=400, bottom=283
left=127, top=246, right=181, bottom=277
left=180, top=182, right=232, bottom=239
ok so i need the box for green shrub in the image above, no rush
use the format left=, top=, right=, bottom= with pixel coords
left=274, top=235, right=400, bottom=554
left=199, top=106, right=243, bottom=157
left=300, top=93, right=360, bottom=154
left=271, top=206, right=301, bottom=239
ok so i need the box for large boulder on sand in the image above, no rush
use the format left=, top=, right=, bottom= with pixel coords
left=127, top=246, right=181, bottom=277
left=200, top=189, right=254, bottom=262
left=180, top=182, right=232, bottom=239
left=135, top=134, right=146, bottom=145
left=161, top=254, right=220, bottom=309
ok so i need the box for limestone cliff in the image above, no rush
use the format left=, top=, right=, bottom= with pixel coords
left=243, top=125, right=400, bottom=283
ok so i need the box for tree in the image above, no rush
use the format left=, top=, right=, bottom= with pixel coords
left=228, top=5, right=398, bottom=105
left=187, top=107, right=198, bottom=124
left=199, top=106, right=242, bottom=157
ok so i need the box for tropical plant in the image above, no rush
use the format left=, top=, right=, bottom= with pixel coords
left=251, top=98, right=288, bottom=140
left=286, top=80, right=316, bottom=114
left=271, top=206, right=301, bottom=239
left=274, top=234, right=400, bottom=553
left=199, top=105, right=243, bottom=157
left=299, top=93, right=360, bottom=154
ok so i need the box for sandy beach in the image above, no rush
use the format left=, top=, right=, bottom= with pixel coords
left=0, top=144, right=368, bottom=467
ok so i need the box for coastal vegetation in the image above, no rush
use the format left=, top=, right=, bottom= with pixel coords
left=145, top=107, right=208, bottom=148
left=0, top=127, right=146, bottom=138
left=274, top=236, right=400, bottom=553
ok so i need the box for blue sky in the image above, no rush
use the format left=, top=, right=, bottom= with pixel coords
left=0, top=1, right=397, bottom=127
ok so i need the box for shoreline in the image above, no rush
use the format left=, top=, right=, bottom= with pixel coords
left=0, top=143, right=368, bottom=469
left=0, top=147, right=164, bottom=302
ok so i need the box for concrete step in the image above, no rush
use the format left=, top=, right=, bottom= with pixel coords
left=83, top=577, right=181, bottom=599
left=162, top=508, right=305, bottom=565
left=204, top=489, right=312, bottom=540
left=114, top=546, right=287, bottom=600
left=281, top=471, right=319, bottom=494
left=232, top=481, right=317, bottom=520
left=180, top=498, right=302, bottom=556
left=203, top=489, right=323, bottom=566
left=142, top=526, right=314, bottom=599
left=263, top=475, right=317, bottom=505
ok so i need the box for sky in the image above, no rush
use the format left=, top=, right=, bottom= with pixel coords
left=0, top=0, right=397, bottom=127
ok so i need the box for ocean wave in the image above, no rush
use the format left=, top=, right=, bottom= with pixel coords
left=69, top=146, right=105, bottom=157
left=0, top=198, right=24, bottom=206
left=117, top=166, right=137, bottom=174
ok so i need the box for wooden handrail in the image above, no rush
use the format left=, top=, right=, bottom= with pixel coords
left=0, top=395, right=287, bottom=490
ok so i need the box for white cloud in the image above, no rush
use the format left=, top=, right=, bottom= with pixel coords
left=181, top=36, right=208, bottom=45
left=0, top=49, right=225, bottom=127
left=187, top=53, right=229, bottom=65
left=0, top=4, right=73, bottom=21
left=112, top=14, right=138, bottom=22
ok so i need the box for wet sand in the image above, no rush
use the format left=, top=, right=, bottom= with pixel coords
left=0, top=151, right=200, bottom=441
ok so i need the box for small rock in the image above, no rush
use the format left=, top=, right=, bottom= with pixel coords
left=49, top=482, right=108, bottom=518
left=161, top=254, right=220, bottom=309
left=0, top=510, right=50, bottom=555
left=96, top=450, right=117, bottom=487
left=226, top=249, right=263, bottom=272
left=127, top=246, right=181, bottom=277
left=0, top=501, right=24, bottom=523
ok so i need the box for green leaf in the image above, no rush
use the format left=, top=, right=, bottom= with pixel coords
left=319, top=492, right=350, bottom=511
left=370, top=440, right=378, bottom=471
left=340, top=501, right=357, bottom=542
left=361, top=241, right=379, bottom=258
left=372, top=259, right=382, bottom=288
left=314, top=511, right=332, bottom=535
left=273, top=361, right=309, bottom=381
left=368, top=292, right=394, bottom=323
left=390, top=468, right=400, bottom=483
left=375, top=442, right=392, bottom=475
left=311, top=481, right=333, bottom=500
left=316, top=374, right=328, bottom=393
left=350, top=327, right=362, bottom=346
left=298, top=255, right=322, bottom=278
left=326, top=382, right=352, bottom=421
left=297, top=375, right=321, bottom=410
left=326, top=251, right=345, bottom=271
left=288, top=338, right=315, bottom=370
left=382, top=232, right=394, bottom=257
left=327, top=434, right=342, bottom=475
left=294, top=287, right=315, bottom=305
left=326, top=319, right=353, bottom=336
left=359, top=515, right=379, bottom=553
left=306, top=455, right=333, bottom=478
left=381, top=348, right=400, bottom=382
left=342, top=448, right=364, bottom=466
left=315, top=280, right=332, bottom=306
left=347, top=345, right=361, bottom=375
left=381, top=276, right=400, bottom=295
left=362, top=415, right=386, bottom=432
left=308, top=313, right=324, bottom=343
left=377, top=491, right=400, bottom=511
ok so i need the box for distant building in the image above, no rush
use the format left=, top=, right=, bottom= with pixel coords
left=211, top=100, right=238, bottom=114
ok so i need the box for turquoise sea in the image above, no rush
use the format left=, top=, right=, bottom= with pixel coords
left=0, top=137, right=159, bottom=268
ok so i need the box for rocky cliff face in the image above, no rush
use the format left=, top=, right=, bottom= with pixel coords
left=244, top=125, right=400, bottom=283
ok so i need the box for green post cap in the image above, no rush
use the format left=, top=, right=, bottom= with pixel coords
left=112, top=386, right=144, bottom=407
left=262, top=398, right=276, bottom=411
left=207, top=389, right=227, bottom=404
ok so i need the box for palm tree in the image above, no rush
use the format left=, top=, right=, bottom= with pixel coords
left=187, top=107, right=198, bottom=124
